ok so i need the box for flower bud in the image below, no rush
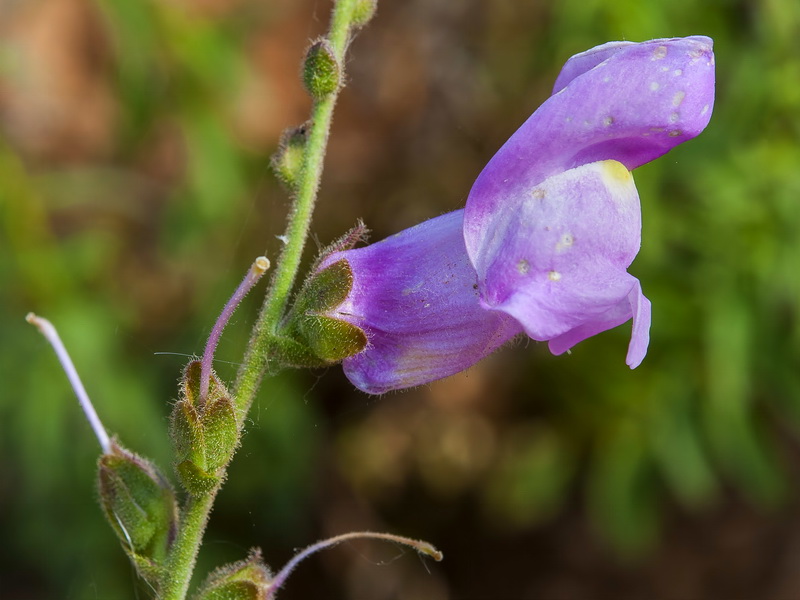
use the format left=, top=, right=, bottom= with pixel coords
left=302, top=40, right=341, bottom=100
left=350, top=0, right=377, bottom=28
left=271, top=123, right=309, bottom=190
left=171, top=361, right=239, bottom=496
left=97, top=442, right=178, bottom=584
left=195, top=549, right=273, bottom=600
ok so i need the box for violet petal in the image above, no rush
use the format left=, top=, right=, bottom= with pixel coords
left=321, top=211, right=522, bottom=394
left=474, top=160, right=649, bottom=365
left=465, top=36, right=715, bottom=258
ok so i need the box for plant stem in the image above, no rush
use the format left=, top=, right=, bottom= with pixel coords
left=234, top=0, right=359, bottom=415
left=159, top=494, right=216, bottom=600
left=158, top=2, right=365, bottom=598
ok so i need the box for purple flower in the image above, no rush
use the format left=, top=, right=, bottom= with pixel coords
left=319, top=36, right=715, bottom=394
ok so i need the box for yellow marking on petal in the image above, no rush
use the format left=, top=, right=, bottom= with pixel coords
left=669, top=112, right=680, bottom=123
left=548, top=271, right=562, bottom=282
left=649, top=81, right=660, bottom=91
left=599, top=160, right=632, bottom=184
left=652, top=45, right=668, bottom=60
left=672, top=90, right=686, bottom=107
left=668, top=130, right=682, bottom=137
left=517, top=259, right=530, bottom=274
left=531, top=188, right=545, bottom=200
left=603, top=116, right=614, bottom=127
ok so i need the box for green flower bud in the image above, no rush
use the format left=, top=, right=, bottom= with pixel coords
left=97, top=442, right=178, bottom=585
left=350, top=0, right=377, bottom=28
left=195, top=548, right=273, bottom=600
left=302, top=40, right=341, bottom=100
left=270, top=123, right=308, bottom=191
left=170, top=361, right=239, bottom=496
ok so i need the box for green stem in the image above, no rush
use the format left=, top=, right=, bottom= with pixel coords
left=157, top=2, right=364, bottom=598
left=234, top=0, right=359, bottom=415
left=159, top=493, right=215, bottom=600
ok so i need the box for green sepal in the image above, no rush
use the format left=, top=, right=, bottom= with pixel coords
left=265, top=335, right=329, bottom=371
left=97, top=442, right=178, bottom=585
left=280, top=258, right=367, bottom=366
left=202, top=397, right=239, bottom=473
left=293, top=259, right=354, bottom=315
left=182, top=360, right=229, bottom=408
left=172, top=400, right=207, bottom=471
left=299, top=315, right=368, bottom=362
left=177, top=459, right=220, bottom=496
left=195, top=548, right=272, bottom=600
left=302, top=40, right=340, bottom=100
left=270, top=123, right=308, bottom=191
left=130, top=553, right=168, bottom=588
left=171, top=361, right=239, bottom=495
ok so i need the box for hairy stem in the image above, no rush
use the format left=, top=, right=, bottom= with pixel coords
left=234, top=0, right=360, bottom=414
left=158, top=494, right=216, bottom=600
left=158, top=2, right=367, bottom=598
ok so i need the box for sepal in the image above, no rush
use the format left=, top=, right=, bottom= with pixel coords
left=97, top=441, right=178, bottom=585
left=194, top=548, right=273, bottom=600
left=171, top=361, right=239, bottom=495
left=280, top=259, right=368, bottom=365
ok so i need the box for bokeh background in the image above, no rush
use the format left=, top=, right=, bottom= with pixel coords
left=2, top=0, right=800, bottom=598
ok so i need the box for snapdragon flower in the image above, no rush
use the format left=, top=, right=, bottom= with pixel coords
left=315, top=36, right=715, bottom=394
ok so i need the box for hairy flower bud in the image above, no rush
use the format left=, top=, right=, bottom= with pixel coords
left=97, top=442, right=178, bottom=584
left=350, top=0, right=377, bottom=28
left=195, top=549, right=273, bottom=600
left=171, top=361, right=239, bottom=495
left=271, top=123, right=309, bottom=190
left=302, top=40, right=341, bottom=100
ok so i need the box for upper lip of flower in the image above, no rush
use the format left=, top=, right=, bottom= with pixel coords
left=318, top=37, right=715, bottom=393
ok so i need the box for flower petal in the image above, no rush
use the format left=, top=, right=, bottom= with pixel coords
left=473, top=160, right=649, bottom=363
left=321, top=210, right=522, bottom=394
left=548, top=279, right=651, bottom=368
left=465, top=36, right=715, bottom=258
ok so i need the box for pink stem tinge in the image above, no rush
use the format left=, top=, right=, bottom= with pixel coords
left=200, top=256, right=270, bottom=403
left=267, top=531, right=443, bottom=595
left=26, top=313, right=112, bottom=454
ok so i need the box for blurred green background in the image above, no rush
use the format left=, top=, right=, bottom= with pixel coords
left=2, top=0, right=800, bottom=598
